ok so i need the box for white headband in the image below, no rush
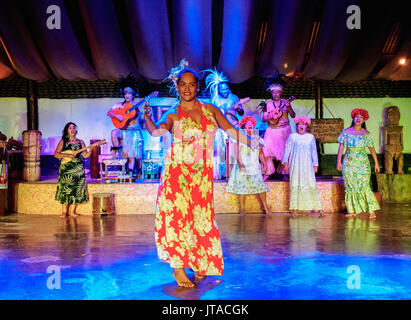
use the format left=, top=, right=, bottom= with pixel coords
left=267, top=84, right=283, bottom=92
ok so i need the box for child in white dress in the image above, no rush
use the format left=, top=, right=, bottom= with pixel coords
left=282, top=116, right=322, bottom=217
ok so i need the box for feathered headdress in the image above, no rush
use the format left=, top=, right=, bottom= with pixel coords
left=118, top=73, right=139, bottom=97
left=203, top=67, right=229, bottom=101
left=264, top=69, right=287, bottom=92
left=164, top=58, right=190, bottom=96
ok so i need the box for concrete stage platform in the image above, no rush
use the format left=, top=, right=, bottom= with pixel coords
left=10, top=177, right=346, bottom=215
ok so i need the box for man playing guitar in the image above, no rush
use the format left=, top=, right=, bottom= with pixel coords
left=107, top=82, right=145, bottom=177
left=204, top=68, right=247, bottom=180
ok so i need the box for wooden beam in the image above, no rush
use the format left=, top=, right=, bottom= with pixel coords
left=26, top=80, right=39, bottom=130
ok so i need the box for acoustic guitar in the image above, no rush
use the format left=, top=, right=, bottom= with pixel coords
left=111, top=91, right=159, bottom=130
left=61, top=140, right=106, bottom=165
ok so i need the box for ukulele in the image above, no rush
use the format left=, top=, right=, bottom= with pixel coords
left=61, top=140, right=106, bottom=165
left=268, top=96, right=295, bottom=125
left=111, top=91, right=159, bottom=130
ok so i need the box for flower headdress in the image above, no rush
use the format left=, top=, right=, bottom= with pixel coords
left=164, top=58, right=190, bottom=96
left=240, top=116, right=257, bottom=129
left=264, top=69, right=287, bottom=92
left=203, top=67, right=229, bottom=102
left=351, top=108, right=369, bottom=121
left=118, top=73, right=139, bottom=97
left=294, top=116, right=311, bottom=125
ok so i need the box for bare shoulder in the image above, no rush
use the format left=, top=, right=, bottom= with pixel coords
left=160, top=108, right=178, bottom=125
left=54, top=139, right=64, bottom=152
left=56, top=139, right=64, bottom=148
left=167, top=108, right=179, bottom=120
left=204, top=103, right=219, bottom=115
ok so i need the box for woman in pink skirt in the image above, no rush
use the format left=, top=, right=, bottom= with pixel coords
left=260, top=72, right=295, bottom=180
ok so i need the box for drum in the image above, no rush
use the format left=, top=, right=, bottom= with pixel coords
left=92, top=193, right=115, bottom=216
left=117, top=176, right=135, bottom=183
left=22, top=130, right=42, bottom=181
left=143, top=159, right=159, bottom=179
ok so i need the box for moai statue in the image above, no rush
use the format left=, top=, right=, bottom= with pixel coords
left=384, top=106, right=403, bottom=174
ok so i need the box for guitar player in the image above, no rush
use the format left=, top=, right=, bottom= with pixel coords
left=261, top=77, right=296, bottom=181
left=205, top=69, right=246, bottom=180
left=107, top=86, right=144, bottom=177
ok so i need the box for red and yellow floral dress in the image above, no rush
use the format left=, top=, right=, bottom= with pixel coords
left=154, top=103, right=224, bottom=276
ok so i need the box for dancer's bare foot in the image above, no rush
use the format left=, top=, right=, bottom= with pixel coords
left=194, top=271, right=206, bottom=281
left=345, top=213, right=356, bottom=218
left=173, top=269, right=195, bottom=288
left=311, top=210, right=325, bottom=218
left=291, top=211, right=298, bottom=217
left=239, top=208, right=246, bottom=215
left=263, top=207, right=273, bottom=215
left=60, top=213, right=68, bottom=218
left=369, top=212, right=376, bottom=219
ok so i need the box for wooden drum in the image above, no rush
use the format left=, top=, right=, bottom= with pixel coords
left=22, top=130, right=42, bottom=181
left=142, top=159, right=159, bottom=179
left=92, top=193, right=115, bottom=216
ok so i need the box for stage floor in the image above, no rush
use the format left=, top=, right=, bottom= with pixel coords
left=1, top=203, right=411, bottom=300
left=10, top=176, right=346, bottom=215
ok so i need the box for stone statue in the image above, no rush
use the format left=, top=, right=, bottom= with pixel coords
left=384, top=106, right=403, bottom=174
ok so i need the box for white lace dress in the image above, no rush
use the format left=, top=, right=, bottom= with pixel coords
left=282, top=133, right=322, bottom=211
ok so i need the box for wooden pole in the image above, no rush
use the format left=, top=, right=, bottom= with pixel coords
left=27, top=80, right=39, bottom=131
left=90, top=139, right=101, bottom=179
left=315, top=80, right=323, bottom=119
left=314, top=81, right=324, bottom=175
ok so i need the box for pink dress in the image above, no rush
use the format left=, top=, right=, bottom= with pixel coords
left=262, top=100, right=292, bottom=175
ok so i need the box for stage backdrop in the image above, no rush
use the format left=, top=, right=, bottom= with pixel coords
left=322, top=97, right=411, bottom=154
left=0, top=98, right=27, bottom=140
left=1, top=97, right=410, bottom=155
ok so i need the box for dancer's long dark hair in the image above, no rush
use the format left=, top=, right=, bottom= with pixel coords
left=62, top=122, right=77, bottom=144
left=350, top=120, right=367, bottom=129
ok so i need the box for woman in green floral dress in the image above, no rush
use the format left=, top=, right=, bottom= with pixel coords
left=336, top=109, right=381, bottom=219
left=54, top=122, right=91, bottom=218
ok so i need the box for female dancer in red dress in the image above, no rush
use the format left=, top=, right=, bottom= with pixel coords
left=143, top=61, right=255, bottom=287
